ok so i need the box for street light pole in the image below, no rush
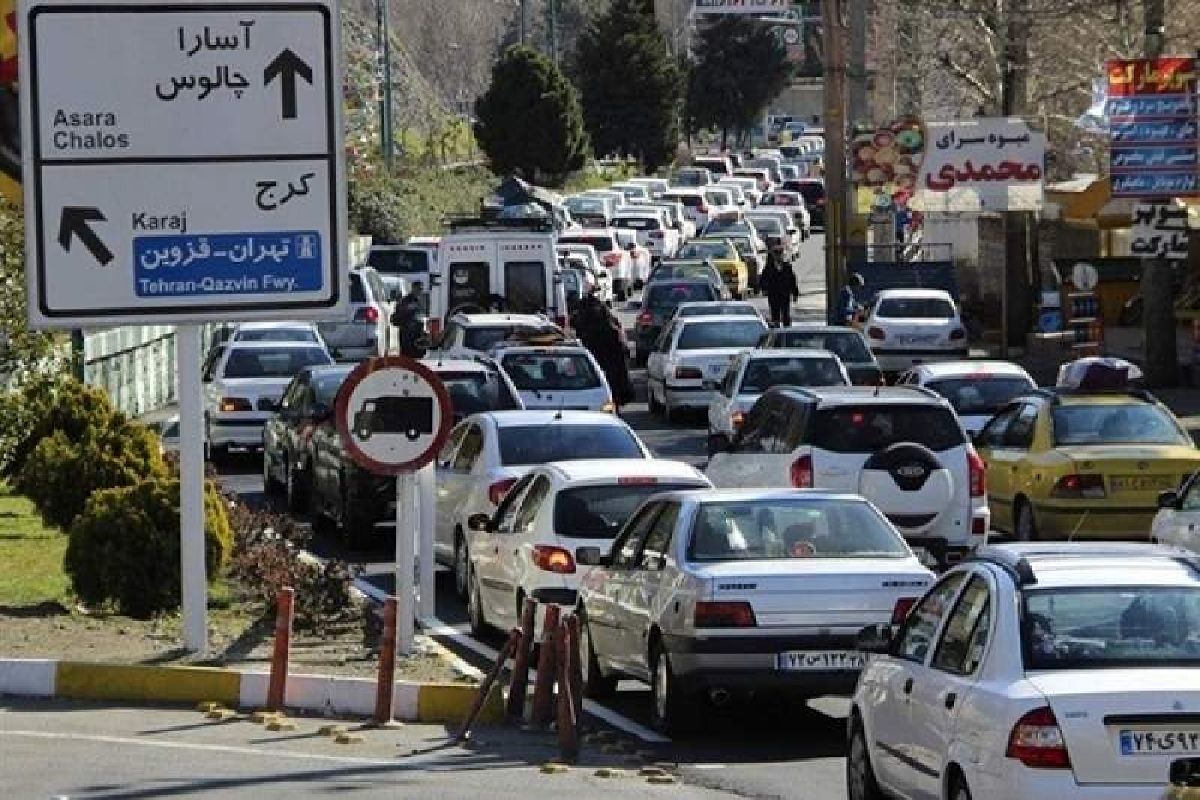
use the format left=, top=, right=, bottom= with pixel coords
left=377, top=0, right=393, bottom=168
left=822, top=0, right=848, bottom=324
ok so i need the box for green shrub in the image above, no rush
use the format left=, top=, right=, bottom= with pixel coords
left=65, top=477, right=232, bottom=618
left=0, top=376, right=118, bottom=480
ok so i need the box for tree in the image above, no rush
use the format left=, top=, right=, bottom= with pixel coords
left=575, top=0, right=682, bottom=171
left=474, top=45, right=590, bottom=185
left=685, top=17, right=792, bottom=148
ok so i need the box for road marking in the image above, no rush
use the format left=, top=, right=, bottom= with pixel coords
left=420, top=616, right=671, bottom=745
left=0, top=730, right=394, bottom=765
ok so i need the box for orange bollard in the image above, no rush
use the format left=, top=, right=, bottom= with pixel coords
left=555, top=621, right=578, bottom=762
left=528, top=604, right=561, bottom=727
left=373, top=597, right=398, bottom=725
left=266, top=586, right=294, bottom=712
left=505, top=597, right=537, bottom=720
left=565, top=614, right=583, bottom=730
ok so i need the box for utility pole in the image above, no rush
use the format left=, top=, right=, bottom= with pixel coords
left=548, top=0, right=559, bottom=66
left=847, top=0, right=869, bottom=129
left=822, top=0, right=849, bottom=323
left=519, top=0, right=528, bottom=46
left=377, top=0, right=393, bottom=168
left=1000, top=0, right=1031, bottom=355
left=1141, top=0, right=1176, bottom=386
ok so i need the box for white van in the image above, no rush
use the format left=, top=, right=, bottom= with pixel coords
left=429, top=218, right=567, bottom=340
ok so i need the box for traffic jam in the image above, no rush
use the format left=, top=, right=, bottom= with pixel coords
left=209, top=159, right=1200, bottom=800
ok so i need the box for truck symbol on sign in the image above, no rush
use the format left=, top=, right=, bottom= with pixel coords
left=353, top=396, right=434, bottom=441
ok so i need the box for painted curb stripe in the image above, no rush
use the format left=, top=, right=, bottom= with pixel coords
left=56, top=662, right=240, bottom=706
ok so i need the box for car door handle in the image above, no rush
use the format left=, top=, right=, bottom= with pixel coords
left=943, top=691, right=957, bottom=710
left=902, top=677, right=914, bottom=696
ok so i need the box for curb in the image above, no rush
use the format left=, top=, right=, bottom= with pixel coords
left=0, top=658, right=503, bottom=724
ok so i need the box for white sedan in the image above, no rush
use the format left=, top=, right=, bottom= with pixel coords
left=646, top=314, right=767, bottom=423
left=896, top=360, right=1036, bottom=436
left=863, top=288, right=969, bottom=374
left=492, top=343, right=614, bottom=412
left=850, top=542, right=1200, bottom=800
left=463, top=459, right=710, bottom=637
left=1152, top=470, right=1200, bottom=554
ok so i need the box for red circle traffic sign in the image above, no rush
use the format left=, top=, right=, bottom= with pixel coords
left=334, top=356, right=452, bottom=475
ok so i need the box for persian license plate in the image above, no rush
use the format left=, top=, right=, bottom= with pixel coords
left=1119, top=729, right=1200, bottom=756
left=905, top=335, right=938, bottom=344
left=707, top=363, right=727, bottom=378
left=1110, top=474, right=1176, bottom=492
left=775, top=650, right=866, bottom=671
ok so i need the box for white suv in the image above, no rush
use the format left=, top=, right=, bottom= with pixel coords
left=433, top=312, right=562, bottom=359
left=706, top=386, right=989, bottom=567
left=863, top=288, right=969, bottom=374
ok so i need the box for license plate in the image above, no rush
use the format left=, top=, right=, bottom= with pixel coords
left=905, top=335, right=938, bottom=344
left=1119, top=729, right=1200, bottom=756
left=1110, top=475, right=1176, bottom=492
left=775, top=650, right=866, bottom=671
left=707, top=364, right=726, bottom=378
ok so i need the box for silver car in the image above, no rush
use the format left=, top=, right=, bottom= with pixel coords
left=316, top=267, right=393, bottom=361
left=575, top=489, right=933, bottom=734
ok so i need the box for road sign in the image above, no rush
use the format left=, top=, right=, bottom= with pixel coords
left=335, top=357, right=453, bottom=476
left=17, top=0, right=346, bottom=327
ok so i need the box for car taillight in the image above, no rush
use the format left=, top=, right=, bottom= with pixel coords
left=731, top=410, right=745, bottom=428
left=428, top=317, right=442, bottom=338
left=554, top=314, right=566, bottom=330
left=219, top=397, right=252, bottom=413
left=972, top=516, right=987, bottom=535
left=949, top=327, right=966, bottom=340
left=1007, top=707, right=1071, bottom=769
left=891, top=597, right=918, bottom=625
left=602, top=252, right=622, bottom=266
left=694, top=601, right=756, bottom=628
left=790, top=454, right=813, bottom=488
left=488, top=478, right=518, bottom=506
left=968, top=450, right=987, bottom=497
left=354, top=306, right=379, bottom=323
left=637, top=310, right=653, bottom=326
left=531, top=545, right=576, bottom=574
left=676, top=366, right=703, bottom=380
left=867, top=326, right=886, bottom=340
left=649, top=231, right=664, bottom=239
left=1050, top=473, right=1106, bottom=499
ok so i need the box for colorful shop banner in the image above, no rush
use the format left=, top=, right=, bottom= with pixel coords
left=1106, top=57, right=1199, bottom=198
left=910, top=118, right=1045, bottom=212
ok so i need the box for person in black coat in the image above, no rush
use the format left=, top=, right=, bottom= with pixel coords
left=571, top=294, right=634, bottom=411
left=758, top=247, right=799, bottom=327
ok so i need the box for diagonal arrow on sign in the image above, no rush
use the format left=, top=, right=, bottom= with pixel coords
left=264, top=48, right=312, bottom=120
left=57, top=206, right=112, bottom=266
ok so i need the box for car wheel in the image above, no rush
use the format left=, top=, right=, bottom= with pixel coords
left=578, top=609, right=617, bottom=700
left=846, top=714, right=886, bottom=800
left=468, top=567, right=490, bottom=637
left=453, top=531, right=470, bottom=601
left=1015, top=498, right=1039, bottom=542
left=286, top=462, right=309, bottom=514
left=649, top=642, right=693, bottom=735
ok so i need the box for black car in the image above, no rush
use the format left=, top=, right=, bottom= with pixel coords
left=307, top=359, right=523, bottom=548
left=781, top=179, right=826, bottom=229
left=634, top=279, right=720, bottom=366
left=757, top=324, right=882, bottom=386
left=263, top=364, right=356, bottom=512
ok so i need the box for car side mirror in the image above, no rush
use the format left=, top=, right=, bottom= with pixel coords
left=1158, top=489, right=1181, bottom=510
left=575, top=546, right=609, bottom=567
left=467, top=512, right=493, bottom=533
left=855, top=624, right=894, bottom=655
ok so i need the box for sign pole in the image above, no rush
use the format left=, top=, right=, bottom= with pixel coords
left=177, top=324, right=207, bottom=653
left=396, top=470, right=416, bottom=655
left=417, top=463, right=436, bottom=620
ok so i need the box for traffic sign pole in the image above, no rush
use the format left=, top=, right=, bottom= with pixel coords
left=417, top=463, right=436, bottom=620
left=177, top=324, right=207, bottom=653
left=396, top=470, right=416, bottom=655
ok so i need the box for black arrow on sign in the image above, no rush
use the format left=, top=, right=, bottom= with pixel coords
left=58, top=207, right=113, bottom=266
left=264, top=48, right=313, bottom=120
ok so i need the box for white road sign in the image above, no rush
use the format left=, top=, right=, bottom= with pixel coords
left=1132, top=202, right=1191, bottom=260
left=17, top=0, right=346, bottom=328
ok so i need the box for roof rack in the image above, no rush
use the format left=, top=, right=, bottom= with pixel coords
left=442, top=215, right=555, bottom=233
left=1022, top=386, right=1158, bottom=406
left=966, top=546, right=1038, bottom=586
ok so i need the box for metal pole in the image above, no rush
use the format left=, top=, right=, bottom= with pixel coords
left=549, top=0, right=559, bottom=66
left=519, top=0, right=527, bottom=46
left=381, top=0, right=393, bottom=169
left=417, top=463, right=436, bottom=620
left=177, top=324, right=207, bottom=653
left=396, top=471, right=415, bottom=654
left=822, top=0, right=848, bottom=323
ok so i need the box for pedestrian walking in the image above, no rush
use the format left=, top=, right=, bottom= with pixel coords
left=758, top=246, right=799, bottom=327
left=571, top=294, right=634, bottom=411
left=837, top=273, right=865, bottom=327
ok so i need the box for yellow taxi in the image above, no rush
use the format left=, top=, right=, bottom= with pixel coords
left=975, top=387, right=1200, bottom=540
left=676, top=238, right=747, bottom=299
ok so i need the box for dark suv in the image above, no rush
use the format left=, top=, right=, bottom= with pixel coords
left=634, top=279, right=719, bottom=365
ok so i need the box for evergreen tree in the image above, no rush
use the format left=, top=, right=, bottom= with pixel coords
left=575, top=0, right=682, bottom=171
left=474, top=45, right=590, bottom=185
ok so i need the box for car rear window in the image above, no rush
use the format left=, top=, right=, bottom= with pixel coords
left=749, top=217, right=783, bottom=234
left=233, top=328, right=319, bottom=343
left=349, top=272, right=366, bottom=303
left=876, top=298, right=955, bottom=319
left=679, top=241, right=735, bottom=260
left=678, top=303, right=756, bottom=318
left=504, top=262, right=548, bottom=314
left=678, top=319, right=766, bottom=350
left=221, top=347, right=332, bottom=379
left=462, top=324, right=558, bottom=352
left=367, top=248, right=428, bottom=275
left=688, top=499, right=909, bottom=561
left=1023, top=587, right=1200, bottom=669
left=739, top=357, right=847, bottom=392
left=560, top=235, right=615, bottom=253
left=810, top=404, right=966, bottom=453
left=554, top=483, right=701, bottom=538
left=613, top=217, right=657, bottom=230
left=773, top=331, right=872, bottom=362
left=646, top=283, right=716, bottom=309
left=499, top=424, right=644, bottom=466
left=926, top=376, right=1035, bottom=416
left=313, top=368, right=355, bottom=405
left=1051, top=403, right=1189, bottom=446
left=567, top=198, right=606, bottom=215
left=439, top=371, right=521, bottom=418
left=501, top=353, right=601, bottom=391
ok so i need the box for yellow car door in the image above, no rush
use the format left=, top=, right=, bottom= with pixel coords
left=975, top=402, right=1039, bottom=533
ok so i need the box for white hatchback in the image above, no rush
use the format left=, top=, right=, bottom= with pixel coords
left=850, top=543, right=1200, bottom=800
left=462, top=459, right=711, bottom=636
left=864, top=288, right=969, bottom=374
left=897, top=360, right=1036, bottom=437
left=493, top=343, right=614, bottom=412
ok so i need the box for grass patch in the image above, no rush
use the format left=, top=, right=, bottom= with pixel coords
left=0, top=485, right=71, bottom=608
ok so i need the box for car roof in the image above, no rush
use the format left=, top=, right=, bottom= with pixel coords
left=223, top=340, right=327, bottom=351
left=672, top=488, right=870, bottom=504
left=561, top=228, right=615, bottom=237
left=745, top=348, right=838, bottom=360
left=540, top=458, right=706, bottom=484
left=773, top=324, right=859, bottom=335
left=663, top=187, right=705, bottom=195
left=475, top=410, right=624, bottom=428
left=677, top=314, right=764, bottom=325
left=912, top=360, right=1032, bottom=380
left=450, top=313, right=552, bottom=326
left=419, top=358, right=496, bottom=373
left=780, top=385, right=946, bottom=406
left=875, top=288, right=955, bottom=300
left=234, top=321, right=316, bottom=331
left=495, top=344, right=588, bottom=356
left=973, top=543, right=1200, bottom=589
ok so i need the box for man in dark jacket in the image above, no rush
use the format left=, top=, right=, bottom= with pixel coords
left=758, top=247, right=799, bottom=327
left=571, top=294, right=634, bottom=410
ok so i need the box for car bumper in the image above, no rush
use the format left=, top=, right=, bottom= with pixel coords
left=1032, top=500, right=1158, bottom=540
left=662, top=632, right=863, bottom=694
left=207, top=416, right=269, bottom=448
left=664, top=384, right=714, bottom=410
left=873, top=347, right=969, bottom=372
left=329, top=343, right=380, bottom=361
left=970, top=766, right=1173, bottom=800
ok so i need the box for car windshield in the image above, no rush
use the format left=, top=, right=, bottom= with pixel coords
left=688, top=499, right=909, bottom=561
left=739, top=357, right=847, bottom=392
left=677, top=303, right=756, bottom=318
left=462, top=324, right=557, bottom=352
left=555, top=483, right=702, bottom=539
left=1023, top=586, right=1200, bottom=669
left=705, top=189, right=733, bottom=205
left=439, top=371, right=521, bottom=418
left=748, top=217, right=783, bottom=233
left=613, top=217, right=656, bottom=230
left=655, top=264, right=718, bottom=283
left=498, top=424, right=643, bottom=466
left=559, top=235, right=615, bottom=253
left=876, top=298, right=956, bottom=319
left=773, top=331, right=872, bottom=363
left=678, top=320, right=766, bottom=350
left=926, top=376, right=1035, bottom=415
left=678, top=241, right=734, bottom=260
left=1052, top=404, right=1189, bottom=446
left=221, top=347, right=332, bottom=379
left=567, top=197, right=606, bottom=215
left=233, top=328, right=318, bottom=343
left=704, top=219, right=748, bottom=235
left=313, top=368, right=355, bottom=405
left=646, top=283, right=715, bottom=309
left=501, top=353, right=601, bottom=391
left=811, top=404, right=966, bottom=453
left=367, top=248, right=427, bottom=275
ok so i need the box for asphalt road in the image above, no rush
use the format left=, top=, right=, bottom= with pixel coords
left=216, top=234, right=855, bottom=799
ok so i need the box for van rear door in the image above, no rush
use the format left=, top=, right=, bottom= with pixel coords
left=498, top=237, right=560, bottom=322
left=440, top=237, right=495, bottom=319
